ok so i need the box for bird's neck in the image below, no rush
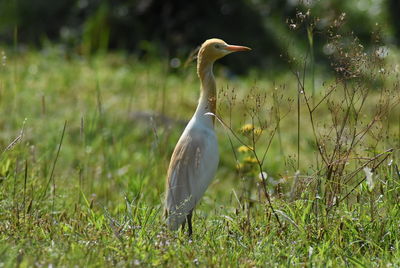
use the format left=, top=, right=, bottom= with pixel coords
left=194, top=59, right=216, bottom=127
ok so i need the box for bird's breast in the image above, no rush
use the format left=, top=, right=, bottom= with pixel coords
left=187, top=123, right=219, bottom=189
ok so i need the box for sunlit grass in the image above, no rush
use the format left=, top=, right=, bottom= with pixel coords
left=0, top=45, right=400, bottom=266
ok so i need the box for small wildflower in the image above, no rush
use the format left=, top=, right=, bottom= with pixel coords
left=240, top=124, right=254, bottom=133
left=363, top=167, right=374, bottom=191
left=254, top=127, right=262, bottom=137
left=240, top=124, right=262, bottom=138
left=258, top=172, right=267, bottom=181
left=237, top=145, right=252, bottom=153
left=308, top=246, right=314, bottom=259
left=244, top=156, right=258, bottom=164
left=235, top=163, right=244, bottom=170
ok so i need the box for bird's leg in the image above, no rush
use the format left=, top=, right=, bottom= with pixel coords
left=187, top=211, right=193, bottom=237
left=181, top=220, right=186, bottom=234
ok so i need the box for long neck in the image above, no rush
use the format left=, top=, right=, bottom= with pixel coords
left=194, top=57, right=216, bottom=127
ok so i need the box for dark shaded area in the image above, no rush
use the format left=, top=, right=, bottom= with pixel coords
left=388, top=0, right=400, bottom=45
left=123, top=0, right=288, bottom=71
left=0, top=0, right=398, bottom=73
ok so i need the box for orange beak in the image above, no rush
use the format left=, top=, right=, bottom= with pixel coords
left=224, top=45, right=251, bottom=52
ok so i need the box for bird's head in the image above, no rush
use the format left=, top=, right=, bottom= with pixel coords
left=198, top=38, right=251, bottom=63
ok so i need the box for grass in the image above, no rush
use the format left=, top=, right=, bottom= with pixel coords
left=0, top=42, right=400, bottom=267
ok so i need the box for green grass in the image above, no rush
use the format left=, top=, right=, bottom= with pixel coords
left=0, top=45, right=400, bottom=267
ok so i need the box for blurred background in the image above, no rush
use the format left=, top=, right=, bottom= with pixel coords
left=0, top=0, right=399, bottom=73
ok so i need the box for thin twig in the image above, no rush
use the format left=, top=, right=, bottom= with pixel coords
left=40, top=121, right=68, bottom=204
left=327, top=148, right=393, bottom=212
left=206, top=112, right=282, bottom=227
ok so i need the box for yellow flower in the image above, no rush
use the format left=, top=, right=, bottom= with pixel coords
left=240, top=124, right=254, bottom=133
left=237, top=145, right=253, bottom=153
left=254, top=127, right=263, bottom=137
left=240, top=124, right=263, bottom=138
left=236, top=163, right=244, bottom=170
left=244, top=156, right=258, bottom=164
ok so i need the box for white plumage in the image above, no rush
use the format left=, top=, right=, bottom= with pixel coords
left=165, top=38, right=251, bottom=236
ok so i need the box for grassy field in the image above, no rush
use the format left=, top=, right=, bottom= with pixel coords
left=0, top=43, right=400, bottom=267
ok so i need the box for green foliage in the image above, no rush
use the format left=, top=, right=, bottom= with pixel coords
left=82, top=2, right=110, bottom=55
left=0, top=40, right=400, bottom=266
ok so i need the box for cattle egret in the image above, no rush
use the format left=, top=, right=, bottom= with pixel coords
left=165, top=38, right=251, bottom=236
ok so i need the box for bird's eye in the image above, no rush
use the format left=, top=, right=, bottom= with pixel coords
left=214, top=44, right=221, bottom=49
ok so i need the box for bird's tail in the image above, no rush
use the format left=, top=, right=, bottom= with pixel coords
left=166, top=210, right=186, bottom=231
left=165, top=196, right=194, bottom=231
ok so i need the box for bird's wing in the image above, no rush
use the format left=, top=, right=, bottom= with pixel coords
left=165, top=128, right=218, bottom=230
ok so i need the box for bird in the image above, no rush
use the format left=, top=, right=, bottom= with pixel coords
left=165, top=38, right=251, bottom=236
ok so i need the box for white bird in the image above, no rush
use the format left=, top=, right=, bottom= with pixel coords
left=165, top=38, right=251, bottom=236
